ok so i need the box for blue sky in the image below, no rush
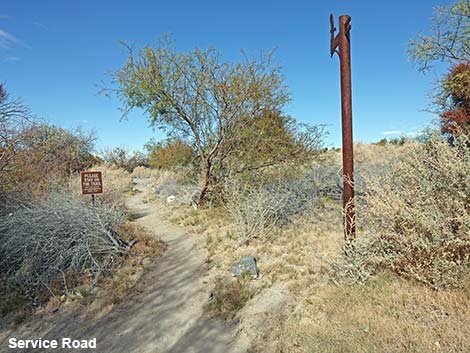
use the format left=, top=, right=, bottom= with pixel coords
left=0, top=0, right=453, bottom=151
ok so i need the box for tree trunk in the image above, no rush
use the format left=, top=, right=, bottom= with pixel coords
left=197, top=158, right=213, bottom=208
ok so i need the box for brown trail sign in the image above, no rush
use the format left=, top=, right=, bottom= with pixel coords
left=330, top=14, right=356, bottom=241
left=81, top=171, right=103, bottom=205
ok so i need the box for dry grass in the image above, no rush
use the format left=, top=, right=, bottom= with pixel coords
left=64, top=163, right=132, bottom=205
left=206, top=276, right=255, bottom=321
left=169, top=206, right=229, bottom=236
left=277, top=274, right=470, bottom=353
left=95, top=222, right=166, bottom=308
left=116, top=222, right=167, bottom=258
left=131, top=165, right=164, bottom=179
left=357, top=141, right=416, bottom=163
left=166, top=195, right=344, bottom=319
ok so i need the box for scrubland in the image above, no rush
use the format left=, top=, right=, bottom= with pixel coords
left=0, top=157, right=165, bottom=327
left=2, top=90, right=469, bottom=353
left=3, top=3, right=470, bottom=349
left=151, top=134, right=470, bottom=353
left=1, top=120, right=468, bottom=353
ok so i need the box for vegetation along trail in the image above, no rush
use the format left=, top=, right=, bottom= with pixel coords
left=0, top=177, right=249, bottom=353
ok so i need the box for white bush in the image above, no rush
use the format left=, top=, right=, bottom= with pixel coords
left=0, top=193, right=127, bottom=295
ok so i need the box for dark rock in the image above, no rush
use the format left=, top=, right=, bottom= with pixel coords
left=230, top=256, right=259, bottom=278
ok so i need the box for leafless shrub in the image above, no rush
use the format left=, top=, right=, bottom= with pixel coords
left=225, top=164, right=343, bottom=244
left=0, top=192, right=128, bottom=297
left=102, top=146, right=149, bottom=172
left=151, top=169, right=201, bottom=206
left=155, top=179, right=182, bottom=197
left=157, top=181, right=201, bottom=206
left=0, top=84, right=34, bottom=175
left=225, top=180, right=287, bottom=244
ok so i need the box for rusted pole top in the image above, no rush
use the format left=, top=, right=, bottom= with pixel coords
left=330, top=14, right=356, bottom=241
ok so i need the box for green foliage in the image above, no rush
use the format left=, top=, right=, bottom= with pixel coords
left=107, top=36, right=294, bottom=205
left=19, top=124, right=96, bottom=173
left=408, top=0, right=470, bottom=72
left=147, top=138, right=195, bottom=169
left=110, top=37, right=289, bottom=140
left=225, top=110, right=327, bottom=177
left=408, top=1, right=470, bottom=136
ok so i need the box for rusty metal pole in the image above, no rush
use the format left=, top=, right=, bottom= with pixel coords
left=330, top=14, right=356, bottom=240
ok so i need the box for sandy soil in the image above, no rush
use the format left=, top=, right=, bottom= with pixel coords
left=0, top=179, right=249, bottom=353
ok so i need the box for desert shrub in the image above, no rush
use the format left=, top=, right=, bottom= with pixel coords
left=155, top=179, right=182, bottom=197
left=1, top=124, right=97, bottom=201
left=0, top=192, right=128, bottom=298
left=225, top=164, right=342, bottom=244
left=224, top=147, right=401, bottom=245
left=225, top=181, right=287, bottom=244
left=339, top=133, right=470, bottom=289
left=147, top=138, right=195, bottom=170
left=440, top=63, right=470, bottom=135
left=223, top=111, right=327, bottom=175
left=0, top=84, right=34, bottom=176
left=206, top=276, right=254, bottom=320
left=130, top=165, right=162, bottom=179
left=102, top=147, right=149, bottom=172
left=374, top=136, right=411, bottom=146
left=0, top=277, right=27, bottom=316
left=18, top=124, right=97, bottom=173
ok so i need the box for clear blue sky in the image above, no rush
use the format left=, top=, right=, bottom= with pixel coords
left=0, top=0, right=452, bottom=151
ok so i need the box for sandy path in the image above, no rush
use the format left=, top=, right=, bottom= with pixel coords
left=0, top=178, right=248, bottom=353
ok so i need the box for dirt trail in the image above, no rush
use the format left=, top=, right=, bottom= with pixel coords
left=0, top=178, right=249, bottom=353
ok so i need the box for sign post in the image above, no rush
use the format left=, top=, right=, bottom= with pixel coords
left=330, top=14, right=356, bottom=241
left=81, top=171, right=103, bottom=205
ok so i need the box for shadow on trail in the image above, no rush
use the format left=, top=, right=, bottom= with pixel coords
left=0, top=178, right=247, bottom=353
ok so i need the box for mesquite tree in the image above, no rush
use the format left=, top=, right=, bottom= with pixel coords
left=408, top=0, right=470, bottom=135
left=107, top=38, right=289, bottom=206
left=408, top=0, right=470, bottom=72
